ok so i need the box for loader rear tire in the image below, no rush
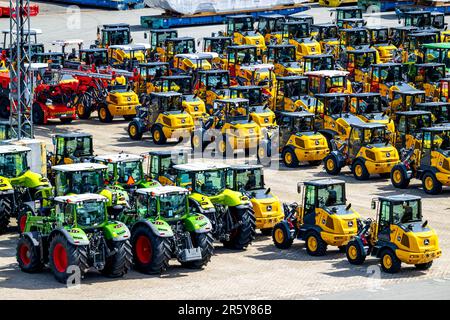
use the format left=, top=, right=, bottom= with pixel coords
left=17, top=236, right=43, bottom=273
left=272, top=223, right=293, bottom=249
left=282, top=147, right=298, bottom=168
left=380, top=249, right=401, bottom=274
left=305, top=231, right=327, bottom=256
left=101, top=240, right=132, bottom=278
left=391, top=165, right=410, bottom=189
left=98, top=104, right=113, bottom=123
left=346, top=240, right=366, bottom=265
left=222, top=208, right=256, bottom=250
left=128, top=121, right=143, bottom=140
left=422, top=172, right=442, bottom=195
left=181, top=232, right=214, bottom=269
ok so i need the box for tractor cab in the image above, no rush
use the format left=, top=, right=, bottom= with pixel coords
left=389, top=26, right=419, bottom=49
left=266, top=44, right=302, bottom=75
left=339, top=28, right=370, bottom=52
left=282, top=21, right=321, bottom=59
left=163, top=37, right=196, bottom=63
left=302, top=54, right=335, bottom=73
left=159, top=75, right=207, bottom=122
left=145, top=28, right=178, bottom=59
left=77, top=48, right=109, bottom=68
left=413, top=102, right=450, bottom=125
left=146, top=149, right=189, bottom=185
left=128, top=91, right=194, bottom=144
left=403, top=32, right=440, bottom=63
left=49, top=132, right=94, bottom=166
left=225, top=15, right=266, bottom=54
left=334, top=6, right=363, bottom=28
left=409, top=63, right=445, bottom=98
left=422, top=43, right=450, bottom=73
left=52, top=163, right=107, bottom=196
left=51, top=39, right=83, bottom=62
left=257, top=14, right=286, bottom=45
left=288, top=13, right=314, bottom=26
left=172, top=52, right=217, bottom=74
left=202, top=35, right=233, bottom=67
left=431, top=12, right=446, bottom=30
left=340, top=18, right=366, bottom=30
left=394, top=110, right=432, bottom=149
left=134, top=62, right=169, bottom=95
left=31, top=52, right=64, bottom=69
left=345, top=48, right=379, bottom=84
left=24, top=43, right=45, bottom=59
left=311, top=23, right=339, bottom=54
left=350, top=92, right=394, bottom=133
left=194, top=69, right=230, bottom=109
left=391, top=89, right=426, bottom=114
left=305, top=70, right=351, bottom=94
left=366, top=26, right=397, bottom=63
left=403, top=11, right=433, bottom=29
left=97, top=24, right=131, bottom=48
left=108, top=44, right=147, bottom=70
left=346, top=194, right=441, bottom=272
left=367, top=63, right=411, bottom=97
left=273, top=76, right=312, bottom=112
left=437, top=77, right=450, bottom=102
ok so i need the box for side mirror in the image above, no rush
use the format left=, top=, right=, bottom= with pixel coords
left=265, top=187, right=271, bottom=195
left=297, top=182, right=302, bottom=194
left=371, top=199, right=376, bottom=210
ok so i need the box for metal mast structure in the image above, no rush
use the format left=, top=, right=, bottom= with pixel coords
left=9, top=0, right=33, bottom=140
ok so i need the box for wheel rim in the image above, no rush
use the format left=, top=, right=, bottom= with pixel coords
left=355, top=164, right=363, bottom=177
left=99, top=108, right=106, bottom=120
left=307, top=236, right=318, bottom=252
left=77, top=104, right=84, bottom=116
left=153, top=130, right=161, bottom=142
left=348, top=245, right=358, bottom=260
left=274, top=228, right=284, bottom=244
left=284, top=151, right=293, bottom=164
left=393, top=170, right=402, bottom=184
left=135, top=235, right=152, bottom=264
left=383, top=254, right=393, bottom=269
left=53, top=243, right=68, bottom=273
left=424, top=176, right=434, bottom=190
left=326, top=158, right=335, bottom=171
left=19, top=215, right=27, bottom=233
left=129, top=125, right=137, bottom=137
left=19, top=243, right=31, bottom=266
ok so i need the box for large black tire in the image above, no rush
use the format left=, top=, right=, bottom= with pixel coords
left=346, top=239, right=366, bottom=265
left=380, top=249, right=402, bottom=274
left=48, top=234, right=89, bottom=284
left=32, top=103, right=45, bottom=125
left=181, top=232, right=214, bottom=269
left=272, top=223, right=293, bottom=249
left=0, top=96, right=10, bottom=118
left=281, top=147, right=299, bottom=168
left=415, top=261, right=433, bottom=271
left=222, top=208, right=256, bottom=250
left=16, top=236, right=43, bottom=273
left=0, top=195, right=13, bottom=234
left=391, top=164, right=410, bottom=189
left=151, top=125, right=167, bottom=145
left=305, top=231, right=327, bottom=256
left=128, top=121, right=143, bottom=140
left=422, top=172, right=442, bottom=195
left=324, top=154, right=341, bottom=175
left=76, top=103, right=92, bottom=120
left=352, top=160, right=370, bottom=180
left=131, top=225, right=171, bottom=274
left=101, top=240, right=132, bottom=278
left=98, top=104, right=113, bottom=123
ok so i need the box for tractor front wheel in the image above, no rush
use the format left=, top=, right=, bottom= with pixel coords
left=305, top=231, right=327, bottom=256
left=101, top=240, right=132, bottom=278
left=48, top=234, right=89, bottom=284
left=422, top=172, right=442, bottom=195
left=98, top=104, right=113, bottom=123
left=131, top=225, right=171, bottom=274
left=324, top=154, right=341, bottom=175
left=391, top=165, right=410, bottom=189
left=352, top=160, right=370, bottom=180
left=181, top=232, right=214, bottom=269
left=281, top=147, right=298, bottom=168
left=346, top=240, right=366, bottom=265
left=128, top=121, right=143, bottom=140
left=76, top=103, right=91, bottom=119
left=222, top=208, right=256, bottom=250
left=151, top=126, right=167, bottom=145
left=272, top=223, right=293, bottom=249
left=380, top=249, right=401, bottom=274
left=16, top=236, right=43, bottom=273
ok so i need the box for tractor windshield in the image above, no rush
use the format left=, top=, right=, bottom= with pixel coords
left=325, top=76, right=345, bottom=92
left=268, top=47, right=295, bottom=63
left=231, top=89, right=262, bottom=106
left=317, top=184, right=346, bottom=209
left=158, top=192, right=187, bottom=219
left=60, top=136, right=93, bottom=158
left=326, top=96, right=348, bottom=115
left=417, top=66, right=444, bottom=83
left=194, top=170, right=226, bottom=196
left=365, top=127, right=388, bottom=145
left=0, top=151, right=28, bottom=178
left=160, top=96, right=183, bottom=112
left=432, top=130, right=450, bottom=156
left=293, top=116, right=314, bottom=132
left=57, top=170, right=104, bottom=195
left=233, top=18, right=254, bottom=32
left=287, top=24, right=310, bottom=39
left=305, top=56, right=334, bottom=72
left=230, top=49, right=257, bottom=65
left=205, top=73, right=230, bottom=89
left=354, top=52, right=376, bottom=69
left=173, top=40, right=195, bottom=55
left=392, top=200, right=422, bottom=225
left=378, top=66, right=402, bottom=83
left=373, top=29, right=389, bottom=43
left=356, top=95, right=383, bottom=114
left=75, top=200, right=106, bottom=227
left=234, top=169, right=264, bottom=191
left=284, top=80, right=307, bottom=97
left=105, top=29, right=130, bottom=46
left=224, top=102, right=250, bottom=122
left=347, top=31, right=368, bottom=46
left=164, top=78, right=192, bottom=94
left=204, top=38, right=231, bottom=55
left=117, top=161, right=142, bottom=185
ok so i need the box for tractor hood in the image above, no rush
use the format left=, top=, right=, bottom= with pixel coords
left=292, top=132, right=328, bottom=150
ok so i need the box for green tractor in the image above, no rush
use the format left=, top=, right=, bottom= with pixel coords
left=17, top=193, right=132, bottom=283
left=121, top=185, right=214, bottom=274
left=0, top=145, right=52, bottom=233
left=153, top=162, right=256, bottom=250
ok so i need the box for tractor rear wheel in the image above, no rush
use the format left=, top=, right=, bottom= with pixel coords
left=0, top=96, right=10, bottom=118
left=272, top=223, right=293, bottom=249
left=16, top=236, right=43, bottom=273
left=222, top=207, right=256, bottom=250
left=422, top=172, right=442, bottom=195
left=380, top=249, right=401, bottom=273
left=181, top=232, right=214, bottom=269
left=76, top=103, right=91, bottom=119
left=131, top=225, right=171, bottom=274
left=305, top=231, right=327, bottom=256
left=415, top=261, right=433, bottom=271
left=98, top=104, right=113, bottom=123
left=391, top=165, right=410, bottom=189
left=101, top=240, right=132, bottom=278
left=32, top=103, right=45, bottom=125
left=324, top=154, right=341, bottom=175
left=48, top=234, right=89, bottom=284
left=346, top=240, right=366, bottom=265
left=128, top=121, right=143, bottom=140
left=352, top=160, right=370, bottom=180
left=151, top=126, right=167, bottom=145
left=281, top=147, right=298, bottom=168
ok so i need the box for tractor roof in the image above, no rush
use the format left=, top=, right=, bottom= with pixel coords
left=54, top=193, right=107, bottom=204
left=267, top=44, right=295, bottom=49
left=136, top=185, right=189, bottom=196
left=312, top=23, right=336, bottom=28
left=175, top=52, right=218, bottom=60
left=94, top=153, right=142, bottom=163
left=227, top=44, right=257, bottom=50
left=279, top=111, right=314, bottom=118
left=215, top=98, right=249, bottom=104
left=198, top=69, right=229, bottom=74
left=52, top=163, right=107, bottom=172
left=139, top=62, right=169, bottom=67
left=173, top=162, right=229, bottom=172
left=230, top=164, right=263, bottom=170
left=416, top=102, right=450, bottom=108
left=203, top=36, right=232, bottom=40
left=378, top=194, right=421, bottom=203
left=0, top=145, right=31, bottom=154
left=414, top=62, right=445, bottom=68
left=339, top=28, right=367, bottom=33
left=396, top=110, right=432, bottom=116
left=109, top=44, right=147, bottom=51
left=371, top=63, right=402, bottom=67
left=150, top=91, right=183, bottom=98
left=102, top=23, right=130, bottom=29
left=52, top=39, right=84, bottom=46
left=79, top=48, right=107, bottom=53
left=404, top=10, right=430, bottom=15
left=409, top=32, right=438, bottom=37
left=392, top=89, right=425, bottom=95
left=346, top=48, right=377, bottom=54
left=304, top=178, right=345, bottom=187
left=423, top=42, right=450, bottom=49
left=422, top=126, right=450, bottom=132
left=351, top=122, right=386, bottom=129
left=314, top=92, right=350, bottom=98
left=304, top=70, right=349, bottom=77
left=366, top=25, right=388, bottom=30
left=391, top=26, right=418, bottom=31
left=166, top=37, right=195, bottom=42
left=230, top=85, right=263, bottom=91
left=33, top=52, right=64, bottom=57
left=350, top=92, right=381, bottom=98
left=161, top=75, right=191, bottom=80
left=277, top=75, right=308, bottom=81
left=54, top=132, right=92, bottom=138
left=240, top=64, right=275, bottom=71
left=303, top=53, right=333, bottom=59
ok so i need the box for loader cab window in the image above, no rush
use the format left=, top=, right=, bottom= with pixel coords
left=136, top=193, right=149, bottom=216
left=235, top=169, right=264, bottom=191
left=117, top=161, right=142, bottom=185
left=378, top=200, right=391, bottom=240
left=0, top=151, right=29, bottom=178
left=432, top=130, right=450, bottom=156
left=392, top=200, right=422, bottom=225
left=61, top=203, right=74, bottom=226
left=76, top=201, right=106, bottom=227
left=159, top=193, right=187, bottom=219
left=294, top=116, right=314, bottom=132
left=303, top=184, right=316, bottom=215
left=317, top=184, right=345, bottom=209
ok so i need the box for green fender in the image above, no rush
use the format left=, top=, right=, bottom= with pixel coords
left=190, top=192, right=215, bottom=211
left=184, top=214, right=212, bottom=234
left=0, top=176, right=13, bottom=192
left=103, top=221, right=131, bottom=241
left=209, top=189, right=251, bottom=207
left=132, top=218, right=174, bottom=238
left=10, top=170, right=50, bottom=189
left=49, top=227, right=89, bottom=246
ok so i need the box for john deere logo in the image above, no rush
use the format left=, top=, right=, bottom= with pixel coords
left=348, top=221, right=353, bottom=227
left=249, top=129, right=254, bottom=133
left=267, top=205, right=272, bottom=211
left=181, top=119, right=186, bottom=123
left=194, top=106, right=199, bottom=111
left=386, top=152, right=390, bottom=158
left=315, top=140, right=319, bottom=145
left=424, top=239, right=430, bottom=245
left=264, top=118, right=269, bottom=123
left=127, top=97, right=131, bottom=101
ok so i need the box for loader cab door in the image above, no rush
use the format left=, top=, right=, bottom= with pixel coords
left=348, top=127, right=363, bottom=158
left=278, top=115, right=292, bottom=146
left=378, top=199, right=392, bottom=242
left=303, top=184, right=316, bottom=225
left=421, top=130, right=432, bottom=166
left=149, top=155, right=161, bottom=180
